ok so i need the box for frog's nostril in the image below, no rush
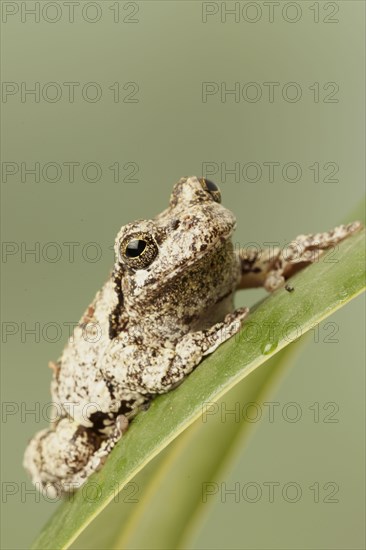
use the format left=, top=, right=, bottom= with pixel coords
left=171, top=219, right=180, bottom=230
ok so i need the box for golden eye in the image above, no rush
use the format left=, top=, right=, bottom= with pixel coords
left=199, top=178, right=221, bottom=203
left=120, top=233, right=158, bottom=269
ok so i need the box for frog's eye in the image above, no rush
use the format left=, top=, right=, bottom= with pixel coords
left=199, top=178, right=221, bottom=203
left=125, top=240, right=146, bottom=258
left=120, top=233, right=158, bottom=269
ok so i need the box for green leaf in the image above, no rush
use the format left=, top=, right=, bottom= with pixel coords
left=32, top=229, right=365, bottom=550
left=71, top=343, right=302, bottom=550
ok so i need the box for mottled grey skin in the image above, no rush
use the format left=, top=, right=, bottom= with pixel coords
left=23, top=176, right=362, bottom=496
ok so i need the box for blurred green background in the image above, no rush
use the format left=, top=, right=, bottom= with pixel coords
left=1, top=1, right=365, bottom=548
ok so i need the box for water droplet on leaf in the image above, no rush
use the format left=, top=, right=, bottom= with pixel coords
left=261, top=341, right=278, bottom=355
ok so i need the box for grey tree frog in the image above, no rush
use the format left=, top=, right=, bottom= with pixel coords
left=23, top=176, right=362, bottom=496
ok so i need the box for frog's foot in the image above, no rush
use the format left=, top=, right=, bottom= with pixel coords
left=202, top=306, right=250, bottom=355
left=266, top=221, right=363, bottom=291
left=237, top=221, right=363, bottom=292
left=23, top=415, right=128, bottom=497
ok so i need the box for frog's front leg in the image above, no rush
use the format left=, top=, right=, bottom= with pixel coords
left=237, top=221, right=362, bottom=292
left=134, top=307, right=249, bottom=394
left=24, top=308, right=249, bottom=495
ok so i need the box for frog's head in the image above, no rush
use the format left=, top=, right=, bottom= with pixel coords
left=113, top=176, right=238, bottom=321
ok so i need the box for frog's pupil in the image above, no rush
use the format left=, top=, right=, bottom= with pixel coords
left=205, top=179, right=218, bottom=192
left=125, top=239, right=146, bottom=258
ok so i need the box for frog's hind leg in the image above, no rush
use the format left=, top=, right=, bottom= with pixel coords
left=64, top=414, right=129, bottom=492
left=23, top=415, right=129, bottom=497
left=237, top=221, right=362, bottom=292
